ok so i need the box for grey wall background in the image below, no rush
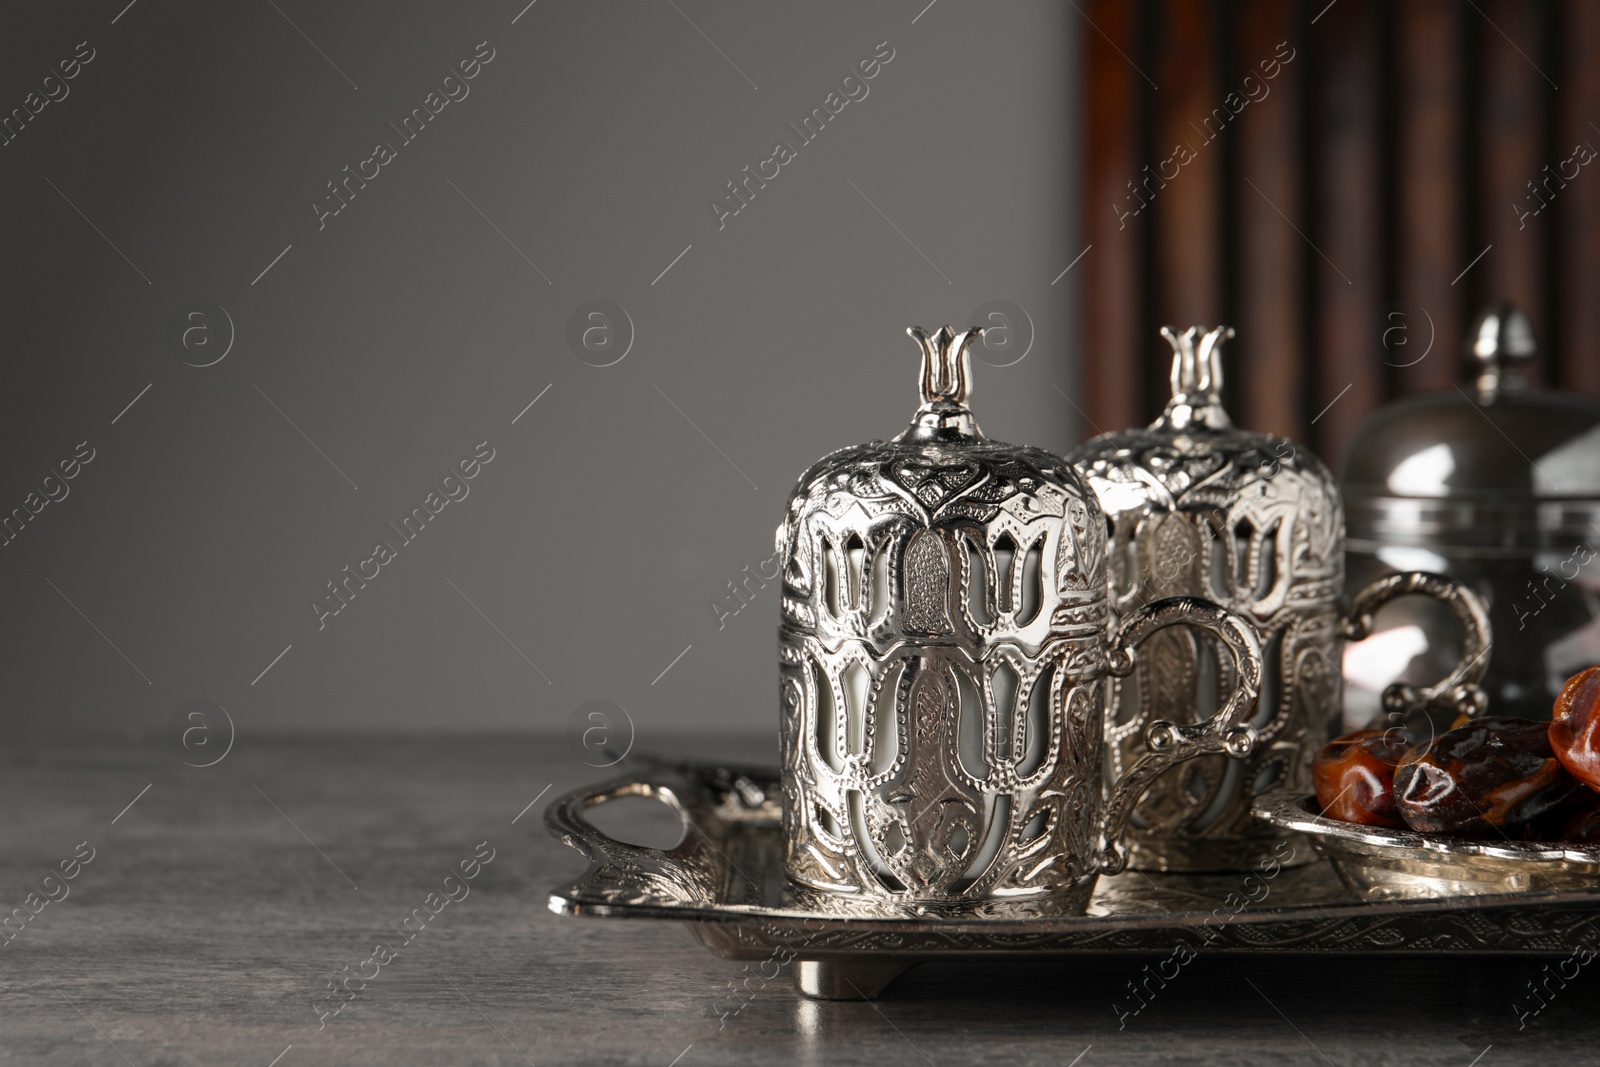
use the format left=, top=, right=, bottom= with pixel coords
left=0, top=0, right=1078, bottom=742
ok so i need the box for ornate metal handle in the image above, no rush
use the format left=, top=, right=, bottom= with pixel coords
left=1097, top=596, right=1263, bottom=874
left=545, top=760, right=782, bottom=911
left=1342, top=571, right=1491, bottom=723
left=544, top=772, right=719, bottom=910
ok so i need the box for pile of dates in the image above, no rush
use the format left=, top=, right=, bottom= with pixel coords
left=1313, top=666, right=1600, bottom=841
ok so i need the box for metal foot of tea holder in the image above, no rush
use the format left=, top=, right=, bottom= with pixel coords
left=794, top=960, right=919, bottom=1001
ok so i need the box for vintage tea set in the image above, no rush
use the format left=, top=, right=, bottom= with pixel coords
left=546, top=311, right=1600, bottom=999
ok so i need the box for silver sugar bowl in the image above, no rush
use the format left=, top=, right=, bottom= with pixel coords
left=1344, top=303, right=1600, bottom=722
left=777, top=325, right=1265, bottom=913
left=1068, top=326, right=1490, bottom=873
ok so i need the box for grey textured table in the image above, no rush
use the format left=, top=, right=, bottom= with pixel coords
left=2, top=735, right=1593, bottom=1065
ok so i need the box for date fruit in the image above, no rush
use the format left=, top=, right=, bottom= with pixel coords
left=1312, top=728, right=1413, bottom=828
left=1550, top=666, right=1600, bottom=790
left=1568, top=793, right=1600, bottom=844
left=1525, top=787, right=1600, bottom=843
left=1394, top=717, right=1579, bottom=834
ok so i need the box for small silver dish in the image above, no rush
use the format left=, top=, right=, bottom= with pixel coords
left=1253, top=788, right=1600, bottom=901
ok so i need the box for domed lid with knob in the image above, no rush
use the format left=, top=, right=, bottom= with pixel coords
left=1342, top=302, right=1600, bottom=552
left=1068, top=325, right=1344, bottom=626
left=776, top=325, right=1105, bottom=657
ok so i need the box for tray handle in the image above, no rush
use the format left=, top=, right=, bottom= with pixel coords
left=544, top=773, right=721, bottom=909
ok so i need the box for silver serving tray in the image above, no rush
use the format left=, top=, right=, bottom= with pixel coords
left=545, top=757, right=1600, bottom=999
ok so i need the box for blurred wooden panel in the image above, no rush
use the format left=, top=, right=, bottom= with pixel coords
left=1075, top=0, right=1599, bottom=456
left=1310, top=0, right=1383, bottom=463
left=1233, top=0, right=1305, bottom=441
left=1476, top=0, right=1551, bottom=383
left=1558, top=0, right=1600, bottom=393
left=1079, top=0, right=1147, bottom=435
left=1151, top=0, right=1223, bottom=330
left=1395, top=0, right=1463, bottom=392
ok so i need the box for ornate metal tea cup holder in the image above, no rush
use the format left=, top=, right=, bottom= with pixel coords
left=547, top=756, right=1600, bottom=1000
